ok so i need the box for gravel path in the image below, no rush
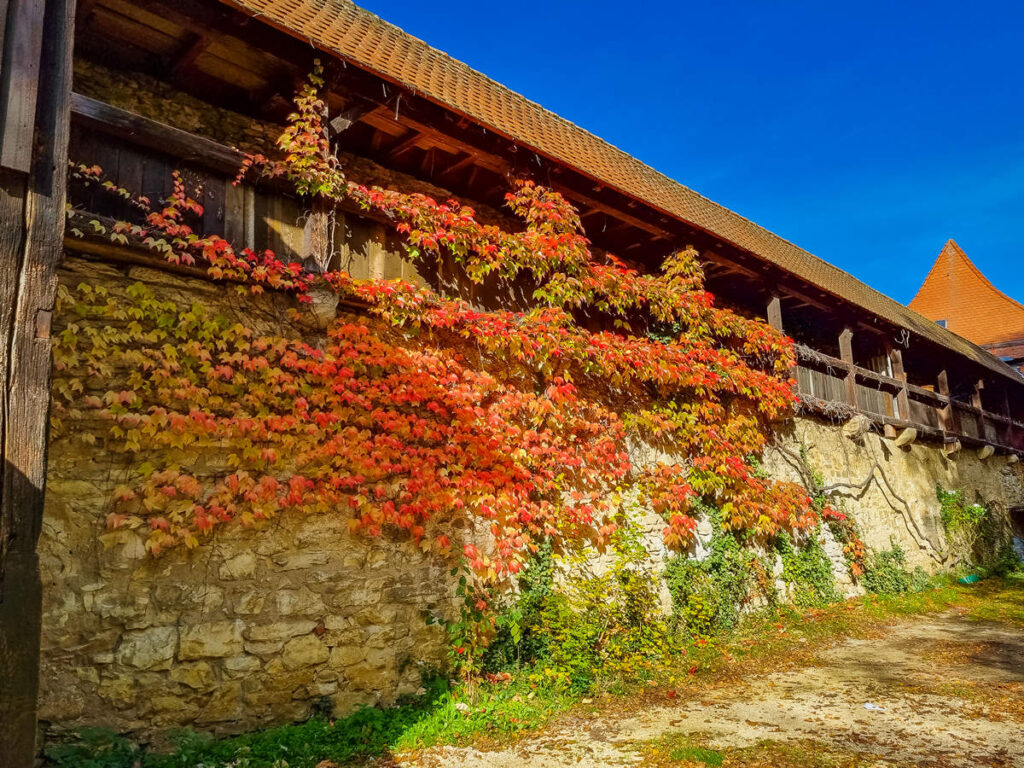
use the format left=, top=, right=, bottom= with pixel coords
left=397, top=610, right=1024, bottom=767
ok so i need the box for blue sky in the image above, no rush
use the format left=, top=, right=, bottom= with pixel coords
left=356, top=0, right=1024, bottom=306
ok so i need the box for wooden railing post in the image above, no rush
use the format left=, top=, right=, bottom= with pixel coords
left=767, top=295, right=783, bottom=332
left=838, top=328, right=857, bottom=408
left=766, top=295, right=800, bottom=388
left=889, top=348, right=910, bottom=420
left=973, top=378, right=986, bottom=439
left=937, top=369, right=954, bottom=433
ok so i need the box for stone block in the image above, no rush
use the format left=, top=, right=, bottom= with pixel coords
left=196, top=681, right=244, bottom=723
left=281, top=634, right=330, bottom=670
left=115, top=626, right=177, bottom=670
left=272, top=551, right=328, bottom=570
left=170, top=661, right=217, bottom=690
left=179, top=620, right=244, bottom=659
left=328, top=645, right=366, bottom=669
left=276, top=588, right=326, bottom=616
left=245, top=620, right=316, bottom=642
left=244, top=640, right=285, bottom=656
left=219, top=552, right=257, bottom=580
left=232, top=590, right=266, bottom=615
left=223, top=654, right=261, bottom=675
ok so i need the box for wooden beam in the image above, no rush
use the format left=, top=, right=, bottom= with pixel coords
left=936, top=369, right=955, bottom=433
left=439, top=151, right=478, bottom=179
left=889, top=348, right=910, bottom=421
left=169, top=31, right=213, bottom=78
left=71, top=92, right=246, bottom=174
left=0, top=0, right=75, bottom=763
left=385, top=129, right=425, bottom=162
left=973, top=378, right=986, bottom=439
left=551, top=183, right=671, bottom=239
left=329, top=100, right=380, bottom=135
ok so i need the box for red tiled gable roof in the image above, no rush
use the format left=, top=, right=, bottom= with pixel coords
left=219, top=0, right=1022, bottom=383
left=910, top=240, right=1024, bottom=348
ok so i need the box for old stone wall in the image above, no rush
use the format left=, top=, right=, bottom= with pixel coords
left=40, top=258, right=1024, bottom=743
left=39, top=258, right=460, bottom=739
left=765, top=417, right=1024, bottom=580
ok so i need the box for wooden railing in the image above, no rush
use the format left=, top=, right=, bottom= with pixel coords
left=794, top=345, right=1024, bottom=454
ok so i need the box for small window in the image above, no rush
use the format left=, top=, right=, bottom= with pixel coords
left=936, top=319, right=948, bottom=328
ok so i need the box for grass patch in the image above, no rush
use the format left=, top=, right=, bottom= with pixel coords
left=643, top=734, right=891, bottom=767
left=45, top=578, right=1024, bottom=768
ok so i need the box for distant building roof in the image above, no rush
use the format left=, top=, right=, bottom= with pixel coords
left=910, top=239, right=1024, bottom=349
left=221, top=0, right=1021, bottom=382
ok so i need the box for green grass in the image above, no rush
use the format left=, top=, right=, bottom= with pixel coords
left=669, top=744, right=724, bottom=766
left=644, top=734, right=895, bottom=767
left=45, top=675, right=578, bottom=768
left=44, top=577, right=1024, bottom=768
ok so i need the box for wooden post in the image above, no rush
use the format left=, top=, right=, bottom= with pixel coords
left=367, top=222, right=387, bottom=280
left=766, top=295, right=783, bottom=332
left=0, top=0, right=75, bottom=764
left=1004, top=389, right=1016, bottom=450
left=838, top=328, right=857, bottom=408
left=973, top=378, right=986, bottom=440
left=937, top=369, right=954, bottom=433
left=889, top=348, right=910, bottom=421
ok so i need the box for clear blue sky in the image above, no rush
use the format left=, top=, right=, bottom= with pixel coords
left=357, top=0, right=1024, bottom=306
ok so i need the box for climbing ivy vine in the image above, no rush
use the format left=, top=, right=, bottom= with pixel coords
left=56, top=65, right=848, bottom=651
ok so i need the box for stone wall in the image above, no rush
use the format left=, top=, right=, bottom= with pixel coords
left=40, top=256, right=1024, bottom=742
left=39, top=258, right=460, bottom=739
left=765, top=417, right=1024, bottom=578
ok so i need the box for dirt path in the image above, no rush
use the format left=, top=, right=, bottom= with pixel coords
left=399, top=610, right=1024, bottom=767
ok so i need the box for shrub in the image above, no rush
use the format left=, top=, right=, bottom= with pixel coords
left=44, top=728, right=142, bottom=768
left=483, top=523, right=671, bottom=692
left=664, top=510, right=759, bottom=640
left=937, top=485, right=1006, bottom=565
left=861, top=542, right=931, bottom=595
left=775, top=530, right=841, bottom=608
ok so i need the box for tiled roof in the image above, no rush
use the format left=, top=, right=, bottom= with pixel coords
left=220, top=0, right=1021, bottom=383
left=910, top=240, right=1024, bottom=348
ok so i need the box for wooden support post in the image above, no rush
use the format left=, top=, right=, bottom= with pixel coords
left=367, top=222, right=387, bottom=280
left=1004, top=390, right=1016, bottom=450
left=766, top=295, right=783, bottom=332
left=889, top=348, right=910, bottom=421
left=0, top=0, right=75, bottom=764
left=937, top=370, right=954, bottom=433
left=973, top=378, right=986, bottom=439
left=838, top=328, right=857, bottom=408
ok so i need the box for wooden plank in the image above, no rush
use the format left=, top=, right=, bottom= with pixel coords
left=201, top=172, right=226, bottom=237
left=70, top=92, right=246, bottom=174
left=224, top=181, right=246, bottom=245
left=0, top=0, right=46, bottom=172
left=0, top=0, right=74, bottom=763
